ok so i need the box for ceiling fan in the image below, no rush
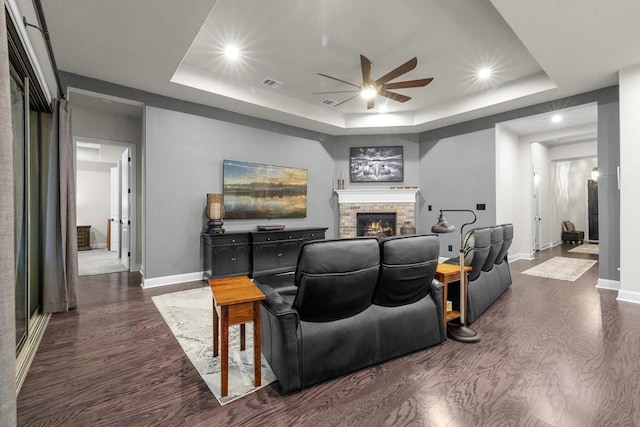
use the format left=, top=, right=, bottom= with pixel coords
left=314, top=55, right=433, bottom=109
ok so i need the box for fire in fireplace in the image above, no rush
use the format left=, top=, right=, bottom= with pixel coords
left=357, top=212, right=397, bottom=238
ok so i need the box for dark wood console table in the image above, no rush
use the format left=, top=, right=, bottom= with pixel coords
left=202, top=227, right=327, bottom=280
left=77, top=225, right=91, bottom=251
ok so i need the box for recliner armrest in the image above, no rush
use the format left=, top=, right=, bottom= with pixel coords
left=430, top=279, right=447, bottom=342
left=255, top=283, right=299, bottom=318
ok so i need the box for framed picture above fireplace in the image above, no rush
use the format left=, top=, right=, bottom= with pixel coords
left=349, top=146, right=403, bottom=182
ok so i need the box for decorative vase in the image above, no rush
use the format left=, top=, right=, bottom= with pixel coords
left=400, top=221, right=416, bottom=235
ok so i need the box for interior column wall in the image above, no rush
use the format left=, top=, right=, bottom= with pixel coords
left=418, top=128, right=497, bottom=258
left=495, top=124, right=529, bottom=259
left=597, top=93, right=620, bottom=285
left=618, top=64, right=640, bottom=302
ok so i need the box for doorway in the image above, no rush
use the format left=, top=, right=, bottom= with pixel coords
left=533, top=166, right=542, bottom=252
left=75, top=137, right=137, bottom=275
left=588, top=178, right=599, bottom=241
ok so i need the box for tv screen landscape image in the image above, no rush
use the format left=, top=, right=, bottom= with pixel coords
left=223, top=160, right=308, bottom=219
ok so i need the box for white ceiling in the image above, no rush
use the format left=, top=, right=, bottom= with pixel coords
left=39, top=0, right=640, bottom=136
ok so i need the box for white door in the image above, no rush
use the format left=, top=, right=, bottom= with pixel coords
left=120, top=149, right=130, bottom=269
left=109, top=166, right=120, bottom=252
left=533, top=166, right=542, bottom=252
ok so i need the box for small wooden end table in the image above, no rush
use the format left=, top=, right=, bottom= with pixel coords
left=209, top=276, right=265, bottom=397
left=435, top=263, right=472, bottom=323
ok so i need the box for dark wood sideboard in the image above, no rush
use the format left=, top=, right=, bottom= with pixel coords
left=77, top=225, right=91, bottom=251
left=202, top=227, right=328, bottom=280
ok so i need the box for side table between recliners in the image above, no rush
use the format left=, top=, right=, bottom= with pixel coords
left=209, top=276, right=265, bottom=397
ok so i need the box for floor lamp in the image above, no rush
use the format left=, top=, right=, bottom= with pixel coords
left=431, top=209, right=480, bottom=343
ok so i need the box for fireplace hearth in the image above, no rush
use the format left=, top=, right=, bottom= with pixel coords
left=357, top=213, right=397, bottom=238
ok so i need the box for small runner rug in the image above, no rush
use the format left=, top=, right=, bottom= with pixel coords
left=568, top=243, right=599, bottom=255
left=152, top=286, right=276, bottom=405
left=522, top=256, right=597, bottom=282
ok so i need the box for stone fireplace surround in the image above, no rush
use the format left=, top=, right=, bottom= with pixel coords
left=335, top=189, right=420, bottom=238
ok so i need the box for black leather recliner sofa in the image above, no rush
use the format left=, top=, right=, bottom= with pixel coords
left=255, top=234, right=446, bottom=394
left=449, top=223, right=513, bottom=324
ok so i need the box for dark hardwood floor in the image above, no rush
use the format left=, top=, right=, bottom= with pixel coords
left=17, top=244, right=640, bottom=426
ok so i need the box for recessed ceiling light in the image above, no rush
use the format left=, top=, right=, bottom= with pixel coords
left=551, top=114, right=563, bottom=123
left=478, top=68, right=492, bottom=80
left=224, top=45, right=241, bottom=61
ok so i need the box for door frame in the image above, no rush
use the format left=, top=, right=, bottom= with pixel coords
left=73, top=136, right=138, bottom=272
left=532, top=165, right=542, bottom=252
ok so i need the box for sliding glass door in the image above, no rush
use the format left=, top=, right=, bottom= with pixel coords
left=10, top=67, right=43, bottom=355
left=11, top=69, right=28, bottom=351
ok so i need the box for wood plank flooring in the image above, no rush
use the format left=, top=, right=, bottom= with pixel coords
left=17, top=244, right=640, bottom=426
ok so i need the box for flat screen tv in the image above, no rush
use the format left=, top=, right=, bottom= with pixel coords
left=223, top=160, right=307, bottom=219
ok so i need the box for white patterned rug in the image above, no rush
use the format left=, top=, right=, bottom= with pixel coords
left=522, top=256, right=597, bottom=282
left=568, top=243, right=599, bottom=255
left=152, top=286, right=276, bottom=405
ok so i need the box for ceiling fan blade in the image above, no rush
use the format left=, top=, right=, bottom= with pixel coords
left=333, top=94, right=360, bottom=107
left=360, top=55, right=372, bottom=84
left=381, top=78, right=433, bottom=90
left=367, top=98, right=375, bottom=109
left=375, top=57, right=418, bottom=86
left=317, top=73, right=360, bottom=89
left=379, top=90, right=411, bottom=103
left=311, top=90, right=359, bottom=95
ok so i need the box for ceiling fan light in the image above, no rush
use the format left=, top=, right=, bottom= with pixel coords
left=360, top=86, right=377, bottom=100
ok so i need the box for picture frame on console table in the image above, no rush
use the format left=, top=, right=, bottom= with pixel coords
left=349, top=146, right=403, bottom=182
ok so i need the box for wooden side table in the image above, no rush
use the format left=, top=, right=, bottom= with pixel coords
left=209, top=276, right=265, bottom=397
left=435, top=263, right=472, bottom=323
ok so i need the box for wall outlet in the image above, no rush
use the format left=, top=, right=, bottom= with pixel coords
left=476, top=203, right=486, bottom=210
left=448, top=245, right=453, bottom=251
left=428, top=205, right=432, bottom=211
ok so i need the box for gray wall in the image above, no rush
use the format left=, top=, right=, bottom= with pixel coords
left=598, top=95, right=621, bottom=281
left=333, top=134, right=421, bottom=187
left=418, top=128, right=497, bottom=258
left=144, top=106, right=335, bottom=279
left=60, top=73, right=621, bottom=283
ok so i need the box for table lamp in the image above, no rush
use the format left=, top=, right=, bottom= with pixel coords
left=206, top=193, right=225, bottom=234
left=431, top=209, right=480, bottom=343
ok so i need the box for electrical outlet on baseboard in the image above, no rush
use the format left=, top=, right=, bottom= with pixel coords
left=448, top=245, right=453, bottom=251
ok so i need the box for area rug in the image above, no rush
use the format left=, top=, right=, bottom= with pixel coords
left=568, top=243, right=599, bottom=255
left=522, top=256, right=597, bottom=282
left=78, top=249, right=128, bottom=276
left=152, top=286, right=276, bottom=405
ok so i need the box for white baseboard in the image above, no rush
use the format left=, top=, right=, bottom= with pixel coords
left=617, top=289, right=640, bottom=305
left=141, top=271, right=204, bottom=289
left=596, top=278, right=620, bottom=291
left=509, top=252, right=533, bottom=262
left=541, top=242, right=554, bottom=251
left=90, top=243, right=107, bottom=249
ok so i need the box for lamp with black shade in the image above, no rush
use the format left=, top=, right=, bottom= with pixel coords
left=431, top=209, right=480, bottom=343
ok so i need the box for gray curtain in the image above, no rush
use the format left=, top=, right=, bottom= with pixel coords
left=0, top=6, right=17, bottom=427
left=42, top=98, right=78, bottom=313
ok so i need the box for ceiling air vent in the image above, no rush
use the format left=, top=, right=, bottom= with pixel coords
left=322, top=99, right=338, bottom=107
left=261, top=78, right=282, bottom=88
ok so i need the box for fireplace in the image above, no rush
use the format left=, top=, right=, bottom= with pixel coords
left=357, top=212, right=397, bottom=238
left=335, top=188, right=419, bottom=238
